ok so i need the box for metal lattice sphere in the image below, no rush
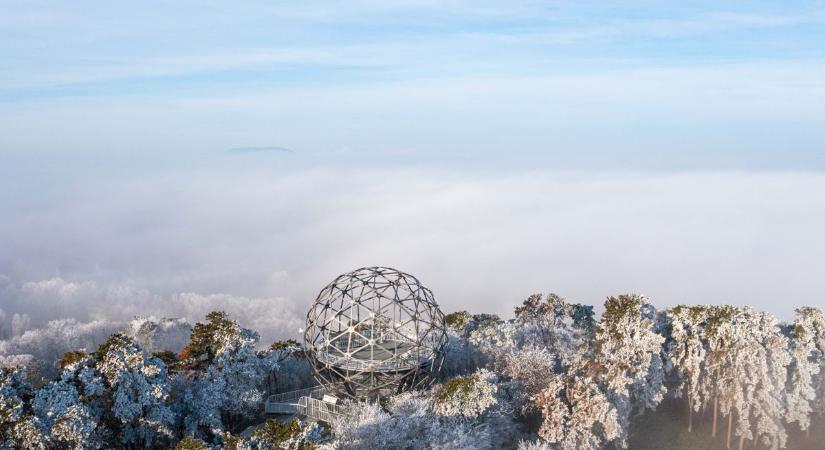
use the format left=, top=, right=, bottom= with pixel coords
left=303, top=267, right=447, bottom=399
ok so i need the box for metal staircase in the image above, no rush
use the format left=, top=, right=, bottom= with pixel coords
left=264, top=384, right=345, bottom=422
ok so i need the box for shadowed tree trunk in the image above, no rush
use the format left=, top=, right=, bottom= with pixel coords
left=688, top=397, right=693, bottom=432
left=712, top=397, right=719, bottom=437
left=727, top=413, right=733, bottom=448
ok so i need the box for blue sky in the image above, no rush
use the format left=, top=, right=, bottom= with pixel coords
left=1, top=0, right=824, bottom=171
left=2, top=2, right=825, bottom=327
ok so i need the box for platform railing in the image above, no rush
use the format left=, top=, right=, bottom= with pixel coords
left=264, top=384, right=346, bottom=422
left=298, top=396, right=343, bottom=423
left=315, top=351, right=427, bottom=372
left=264, top=401, right=300, bottom=415
left=267, top=384, right=327, bottom=405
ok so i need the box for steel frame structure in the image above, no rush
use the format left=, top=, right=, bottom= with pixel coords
left=303, top=267, right=447, bottom=399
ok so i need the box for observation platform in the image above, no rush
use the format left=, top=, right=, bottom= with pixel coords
left=316, top=339, right=426, bottom=372
left=303, top=267, right=447, bottom=399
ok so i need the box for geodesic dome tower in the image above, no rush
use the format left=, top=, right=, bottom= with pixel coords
left=303, top=267, right=447, bottom=399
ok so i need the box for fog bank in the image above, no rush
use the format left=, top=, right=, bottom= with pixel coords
left=2, top=167, right=825, bottom=335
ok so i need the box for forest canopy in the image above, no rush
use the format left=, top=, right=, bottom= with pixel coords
left=0, top=293, right=823, bottom=449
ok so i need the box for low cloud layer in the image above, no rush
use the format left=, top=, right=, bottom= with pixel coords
left=0, top=277, right=302, bottom=343
left=2, top=167, right=825, bottom=341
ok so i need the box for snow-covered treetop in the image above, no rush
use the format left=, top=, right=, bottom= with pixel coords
left=179, top=311, right=260, bottom=373
left=444, top=310, right=472, bottom=332
left=514, top=293, right=594, bottom=330
left=126, top=316, right=192, bottom=355
left=532, top=372, right=620, bottom=450
left=0, top=367, right=32, bottom=427
left=433, top=369, right=498, bottom=418
left=594, top=294, right=665, bottom=395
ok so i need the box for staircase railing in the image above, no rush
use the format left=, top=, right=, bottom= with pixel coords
left=267, top=384, right=327, bottom=405
left=264, top=401, right=300, bottom=415
left=298, top=396, right=343, bottom=423
left=265, top=383, right=346, bottom=422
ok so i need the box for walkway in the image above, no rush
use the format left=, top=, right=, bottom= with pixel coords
left=264, top=384, right=346, bottom=423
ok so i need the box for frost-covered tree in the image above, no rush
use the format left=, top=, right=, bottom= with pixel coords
left=265, top=340, right=313, bottom=395
left=174, top=372, right=225, bottom=440
left=32, top=378, right=99, bottom=448
left=268, top=339, right=302, bottom=363
left=331, top=391, right=501, bottom=450
left=440, top=330, right=485, bottom=379
left=126, top=317, right=192, bottom=355
left=95, top=334, right=175, bottom=447
left=532, top=372, right=620, bottom=450
left=593, top=294, right=666, bottom=447
left=175, top=312, right=273, bottom=438
left=513, top=293, right=595, bottom=370
left=433, top=369, right=498, bottom=418
left=438, top=312, right=518, bottom=379
left=464, top=314, right=517, bottom=370
left=668, top=305, right=708, bottom=433
left=753, top=311, right=791, bottom=450
left=785, top=307, right=824, bottom=434
left=0, top=318, right=120, bottom=385
left=444, top=311, right=472, bottom=333
left=8, top=415, right=49, bottom=449
left=466, top=314, right=514, bottom=345
left=328, top=366, right=523, bottom=450
left=175, top=436, right=211, bottom=449
left=6, top=291, right=824, bottom=448
left=0, top=354, right=34, bottom=371
left=11, top=314, right=30, bottom=339
left=0, top=367, right=40, bottom=447
left=722, top=308, right=790, bottom=450
left=439, top=311, right=483, bottom=378
left=0, top=367, right=30, bottom=427
left=791, top=307, right=825, bottom=430
left=702, top=305, right=740, bottom=440
left=32, top=334, right=175, bottom=448
left=517, top=439, right=555, bottom=450
left=222, top=418, right=328, bottom=450
left=502, top=347, right=557, bottom=422
left=501, top=346, right=556, bottom=413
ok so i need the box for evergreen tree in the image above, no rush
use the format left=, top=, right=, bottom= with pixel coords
left=95, top=334, right=175, bottom=447
left=174, top=312, right=273, bottom=439
left=0, top=367, right=42, bottom=447
left=725, top=308, right=790, bottom=450
left=532, top=371, right=620, bottom=450
left=513, top=293, right=595, bottom=370
left=785, top=307, right=823, bottom=434
left=433, top=369, right=498, bottom=418
left=793, top=307, right=825, bottom=429
left=667, top=305, right=708, bottom=433
left=593, top=294, right=666, bottom=447
left=704, top=305, right=739, bottom=441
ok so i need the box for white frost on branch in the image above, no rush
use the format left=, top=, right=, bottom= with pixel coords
left=593, top=294, right=666, bottom=447
left=532, top=373, right=620, bottom=450
left=433, top=369, right=498, bottom=418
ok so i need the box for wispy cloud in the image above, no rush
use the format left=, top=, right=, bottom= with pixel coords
left=3, top=61, right=821, bottom=171
left=460, top=11, right=825, bottom=44
left=227, top=146, right=293, bottom=155
left=1, top=2, right=823, bottom=93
